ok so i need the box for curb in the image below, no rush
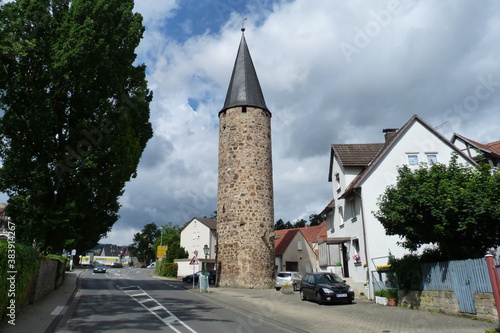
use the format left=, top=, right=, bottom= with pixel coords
left=46, top=269, right=85, bottom=333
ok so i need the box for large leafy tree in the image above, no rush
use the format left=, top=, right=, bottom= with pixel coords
left=374, top=155, right=500, bottom=260
left=0, top=0, right=153, bottom=253
left=156, top=222, right=188, bottom=263
left=129, top=222, right=159, bottom=266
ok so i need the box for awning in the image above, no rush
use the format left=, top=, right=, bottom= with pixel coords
left=319, top=237, right=351, bottom=244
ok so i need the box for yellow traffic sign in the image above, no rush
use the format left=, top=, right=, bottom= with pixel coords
left=157, top=246, right=168, bottom=258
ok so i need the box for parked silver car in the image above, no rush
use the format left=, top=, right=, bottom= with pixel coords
left=275, top=271, right=303, bottom=291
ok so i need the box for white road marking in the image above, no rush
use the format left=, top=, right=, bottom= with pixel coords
left=51, top=305, right=65, bottom=315
left=118, top=285, right=197, bottom=333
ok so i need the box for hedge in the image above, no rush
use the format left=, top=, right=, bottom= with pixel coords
left=0, top=240, right=39, bottom=321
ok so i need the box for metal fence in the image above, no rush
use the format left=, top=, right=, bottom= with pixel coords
left=421, top=258, right=492, bottom=313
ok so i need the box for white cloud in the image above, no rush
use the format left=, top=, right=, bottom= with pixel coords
left=104, top=0, right=500, bottom=245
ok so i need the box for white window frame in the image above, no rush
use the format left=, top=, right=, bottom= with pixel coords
left=335, top=172, right=341, bottom=193
left=407, top=153, right=419, bottom=166
left=338, top=205, right=344, bottom=227
left=349, top=197, right=357, bottom=222
left=426, top=153, right=438, bottom=165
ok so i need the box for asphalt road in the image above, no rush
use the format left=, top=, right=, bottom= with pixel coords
left=53, top=268, right=299, bottom=333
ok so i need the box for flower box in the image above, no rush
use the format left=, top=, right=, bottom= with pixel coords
left=375, top=296, right=388, bottom=306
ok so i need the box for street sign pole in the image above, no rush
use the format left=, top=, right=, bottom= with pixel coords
left=189, top=255, right=199, bottom=289
left=192, top=263, right=196, bottom=289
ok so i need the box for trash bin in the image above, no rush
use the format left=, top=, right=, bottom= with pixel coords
left=199, top=274, right=209, bottom=291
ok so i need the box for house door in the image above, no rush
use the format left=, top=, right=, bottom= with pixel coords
left=342, top=243, right=349, bottom=277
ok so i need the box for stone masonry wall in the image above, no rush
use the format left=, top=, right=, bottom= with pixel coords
left=399, top=290, right=497, bottom=322
left=217, top=106, right=275, bottom=288
left=31, top=258, right=58, bottom=303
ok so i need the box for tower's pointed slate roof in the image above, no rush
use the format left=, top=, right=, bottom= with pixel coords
left=220, top=29, right=269, bottom=114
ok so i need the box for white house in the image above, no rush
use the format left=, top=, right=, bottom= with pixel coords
left=177, top=217, right=216, bottom=277
left=322, top=114, right=476, bottom=298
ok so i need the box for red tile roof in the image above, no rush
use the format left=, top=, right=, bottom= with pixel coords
left=274, top=229, right=299, bottom=255
left=487, top=140, right=500, bottom=155
left=299, top=221, right=327, bottom=244
left=452, top=133, right=500, bottom=159
left=274, top=222, right=327, bottom=255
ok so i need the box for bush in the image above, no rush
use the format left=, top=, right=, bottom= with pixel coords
left=484, top=322, right=500, bottom=333
left=386, top=288, right=398, bottom=300
left=374, top=289, right=388, bottom=297
left=389, top=254, right=422, bottom=290
left=159, top=262, right=178, bottom=277
left=0, top=240, right=39, bottom=321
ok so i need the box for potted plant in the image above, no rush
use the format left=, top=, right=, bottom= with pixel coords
left=352, top=254, right=361, bottom=264
left=376, top=264, right=392, bottom=272
left=386, top=288, right=398, bottom=306
left=374, top=289, right=388, bottom=305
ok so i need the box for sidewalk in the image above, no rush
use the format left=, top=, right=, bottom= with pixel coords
left=192, top=287, right=497, bottom=333
left=0, top=269, right=82, bottom=333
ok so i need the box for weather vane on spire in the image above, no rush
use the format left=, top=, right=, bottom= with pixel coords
left=241, top=17, right=247, bottom=32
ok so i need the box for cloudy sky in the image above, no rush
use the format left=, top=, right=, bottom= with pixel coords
left=101, top=0, right=500, bottom=245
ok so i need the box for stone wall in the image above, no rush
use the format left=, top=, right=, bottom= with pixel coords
left=31, top=258, right=58, bottom=303
left=399, top=290, right=497, bottom=322
left=217, top=106, right=275, bottom=289
left=474, top=293, right=498, bottom=322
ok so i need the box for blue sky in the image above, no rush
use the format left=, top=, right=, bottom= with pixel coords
left=101, top=0, right=500, bottom=245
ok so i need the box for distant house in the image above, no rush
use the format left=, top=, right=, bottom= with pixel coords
left=100, top=244, right=123, bottom=257
left=451, top=133, right=500, bottom=169
left=323, top=114, right=476, bottom=297
left=296, top=221, right=328, bottom=259
left=0, top=204, right=10, bottom=240
left=274, top=229, right=317, bottom=276
left=177, top=217, right=217, bottom=277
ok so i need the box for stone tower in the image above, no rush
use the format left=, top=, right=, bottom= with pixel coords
left=216, top=29, right=275, bottom=289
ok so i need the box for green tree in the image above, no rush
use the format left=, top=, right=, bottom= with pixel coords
left=156, top=222, right=188, bottom=263
left=205, top=211, right=217, bottom=219
left=374, top=155, right=500, bottom=260
left=308, top=213, right=325, bottom=226
left=274, top=219, right=285, bottom=230
left=0, top=0, right=152, bottom=253
left=293, top=218, right=307, bottom=228
left=129, top=222, right=159, bottom=265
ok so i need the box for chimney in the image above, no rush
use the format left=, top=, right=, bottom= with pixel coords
left=382, top=128, right=399, bottom=142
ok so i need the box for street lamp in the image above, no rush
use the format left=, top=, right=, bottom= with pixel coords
left=203, top=244, right=210, bottom=292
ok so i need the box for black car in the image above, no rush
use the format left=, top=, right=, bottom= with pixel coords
left=300, top=272, right=354, bottom=305
left=182, top=270, right=216, bottom=284
left=93, top=264, right=107, bottom=273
